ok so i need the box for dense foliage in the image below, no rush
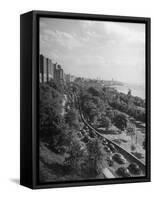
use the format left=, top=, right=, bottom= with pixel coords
left=39, top=81, right=105, bottom=180
left=79, top=82, right=145, bottom=130
left=39, top=78, right=145, bottom=181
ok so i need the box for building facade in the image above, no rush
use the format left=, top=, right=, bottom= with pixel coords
left=39, top=54, right=64, bottom=83
left=39, top=54, right=44, bottom=83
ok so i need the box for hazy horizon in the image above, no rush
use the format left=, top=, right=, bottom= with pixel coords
left=40, top=18, right=145, bottom=86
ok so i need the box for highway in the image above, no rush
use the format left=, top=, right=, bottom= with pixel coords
left=72, top=89, right=146, bottom=178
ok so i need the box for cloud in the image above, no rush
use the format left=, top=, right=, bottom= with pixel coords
left=81, top=20, right=145, bottom=47
left=103, top=22, right=145, bottom=44
left=39, top=18, right=145, bottom=85
left=81, top=20, right=96, bottom=28
left=41, top=29, right=81, bottom=50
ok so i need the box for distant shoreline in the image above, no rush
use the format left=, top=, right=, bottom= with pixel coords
left=108, top=84, right=145, bottom=99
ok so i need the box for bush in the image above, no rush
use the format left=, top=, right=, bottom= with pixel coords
left=85, top=138, right=104, bottom=177
left=64, top=132, right=88, bottom=176
left=65, top=108, right=80, bottom=130
left=131, top=144, right=136, bottom=151
left=88, top=87, right=100, bottom=96
left=113, top=113, right=128, bottom=131
left=39, top=84, right=64, bottom=138
left=128, top=163, right=141, bottom=175
left=116, top=167, right=131, bottom=177
left=99, top=115, right=111, bottom=129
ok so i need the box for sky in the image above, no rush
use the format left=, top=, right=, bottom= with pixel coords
left=40, top=17, right=145, bottom=85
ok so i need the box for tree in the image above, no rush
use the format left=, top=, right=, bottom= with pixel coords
left=105, top=109, right=115, bottom=121
left=39, top=84, right=63, bottom=132
left=99, top=116, right=111, bottom=129
left=88, top=87, right=100, bottom=96
left=65, top=108, right=80, bottom=129
left=81, top=90, right=105, bottom=124
left=64, top=132, right=88, bottom=176
left=85, top=138, right=103, bottom=177
left=113, top=113, right=128, bottom=131
left=126, top=122, right=136, bottom=141
left=82, top=100, right=97, bottom=122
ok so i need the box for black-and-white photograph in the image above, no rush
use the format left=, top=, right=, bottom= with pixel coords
left=39, top=17, right=147, bottom=183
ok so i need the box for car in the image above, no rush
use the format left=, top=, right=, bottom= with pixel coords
left=128, top=163, right=141, bottom=175
left=112, top=153, right=127, bottom=164
left=106, top=156, right=114, bottom=166
left=102, top=140, right=106, bottom=145
left=104, top=146, right=111, bottom=153
left=108, top=143, right=116, bottom=152
left=97, top=127, right=105, bottom=133
left=102, top=139, right=108, bottom=145
left=116, top=167, right=131, bottom=177
left=105, top=141, right=108, bottom=145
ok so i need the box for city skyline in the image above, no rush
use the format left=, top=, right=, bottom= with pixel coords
left=39, top=53, right=126, bottom=83
left=40, top=18, right=145, bottom=86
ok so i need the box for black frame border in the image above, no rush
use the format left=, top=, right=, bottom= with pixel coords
left=31, top=11, right=151, bottom=189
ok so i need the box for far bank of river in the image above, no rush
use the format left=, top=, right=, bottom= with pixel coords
left=109, top=84, right=145, bottom=99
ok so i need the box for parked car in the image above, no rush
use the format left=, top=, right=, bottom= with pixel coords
left=97, top=127, right=105, bottom=133
left=128, top=163, right=141, bottom=175
left=108, top=143, right=116, bottom=152
left=102, top=140, right=106, bottom=145
left=116, top=167, right=131, bottom=177
left=112, top=153, right=127, bottom=164
left=102, top=139, right=108, bottom=145
left=106, top=156, right=114, bottom=166
left=104, top=146, right=111, bottom=153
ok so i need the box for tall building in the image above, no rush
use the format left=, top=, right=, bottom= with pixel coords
left=39, top=54, right=44, bottom=83
left=50, top=61, right=54, bottom=79
left=39, top=54, right=49, bottom=83
left=53, top=63, right=58, bottom=82
left=43, top=56, right=48, bottom=82
left=53, top=64, right=64, bottom=83
left=47, top=58, right=54, bottom=82
left=58, top=65, right=64, bottom=83
left=39, top=54, right=64, bottom=84
left=46, top=58, right=49, bottom=82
